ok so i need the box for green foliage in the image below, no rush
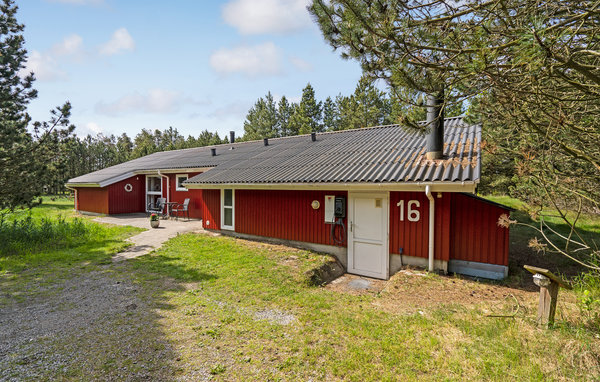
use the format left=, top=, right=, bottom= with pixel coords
left=277, top=95, right=293, bottom=137
left=0, top=214, right=96, bottom=256
left=242, top=92, right=279, bottom=140
left=296, top=83, right=322, bottom=134
left=0, top=0, right=73, bottom=209
left=575, top=272, right=600, bottom=327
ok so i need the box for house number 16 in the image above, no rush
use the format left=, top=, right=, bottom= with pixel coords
left=396, top=200, right=421, bottom=222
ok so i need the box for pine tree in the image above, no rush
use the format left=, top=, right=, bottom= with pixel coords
left=116, top=133, right=133, bottom=163
left=0, top=1, right=73, bottom=209
left=242, top=92, right=279, bottom=140
left=277, top=96, right=293, bottom=137
left=297, top=83, right=322, bottom=134
left=322, top=96, right=338, bottom=131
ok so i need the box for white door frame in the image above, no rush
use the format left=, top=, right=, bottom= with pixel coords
left=347, top=192, right=390, bottom=279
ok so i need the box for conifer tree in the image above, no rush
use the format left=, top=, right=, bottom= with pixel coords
left=322, top=96, right=338, bottom=131
left=297, top=83, right=322, bottom=134
left=0, top=0, right=73, bottom=209
left=277, top=96, right=293, bottom=137
left=242, top=92, right=279, bottom=140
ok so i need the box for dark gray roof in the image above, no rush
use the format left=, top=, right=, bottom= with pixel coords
left=68, top=116, right=481, bottom=186
left=186, top=116, right=480, bottom=185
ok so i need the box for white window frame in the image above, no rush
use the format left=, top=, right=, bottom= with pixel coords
left=175, top=174, right=188, bottom=191
left=146, top=175, right=162, bottom=195
left=220, top=188, right=235, bottom=230
left=145, top=175, right=163, bottom=212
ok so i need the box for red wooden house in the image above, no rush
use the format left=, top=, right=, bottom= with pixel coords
left=67, top=116, right=511, bottom=280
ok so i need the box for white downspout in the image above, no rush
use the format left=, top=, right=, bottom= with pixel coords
left=157, top=170, right=170, bottom=217
left=425, top=185, right=435, bottom=272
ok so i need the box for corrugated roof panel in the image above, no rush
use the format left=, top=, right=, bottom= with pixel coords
left=68, top=116, right=481, bottom=186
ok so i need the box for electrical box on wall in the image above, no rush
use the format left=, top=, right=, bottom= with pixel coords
left=324, top=195, right=335, bottom=223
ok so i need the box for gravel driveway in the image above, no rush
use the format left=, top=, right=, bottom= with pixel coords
left=0, top=266, right=182, bottom=381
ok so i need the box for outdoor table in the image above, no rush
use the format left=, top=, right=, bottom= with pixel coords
left=164, top=202, right=178, bottom=218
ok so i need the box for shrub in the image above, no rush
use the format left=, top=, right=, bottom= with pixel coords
left=0, top=214, right=99, bottom=256
left=574, top=271, right=600, bottom=329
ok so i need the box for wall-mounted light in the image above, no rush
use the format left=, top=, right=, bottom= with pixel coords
left=311, top=200, right=320, bottom=210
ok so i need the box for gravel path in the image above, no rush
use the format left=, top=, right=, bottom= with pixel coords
left=0, top=269, right=179, bottom=381
left=94, top=214, right=204, bottom=261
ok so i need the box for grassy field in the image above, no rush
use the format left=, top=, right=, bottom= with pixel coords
left=1, top=197, right=599, bottom=380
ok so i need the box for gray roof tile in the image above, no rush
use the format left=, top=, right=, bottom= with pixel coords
left=67, top=116, right=481, bottom=186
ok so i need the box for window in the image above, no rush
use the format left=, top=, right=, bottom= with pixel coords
left=221, top=189, right=234, bottom=230
left=176, top=174, right=188, bottom=191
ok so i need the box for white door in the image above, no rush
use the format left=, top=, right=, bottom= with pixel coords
left=348, top=193, right=389, bottom=279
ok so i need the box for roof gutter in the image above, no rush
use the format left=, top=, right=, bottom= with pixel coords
left=183, top=181, right=477, bottom=193
left=425, top=185, right=435, bottom=272
left=157, top=170, right=170, bottom=217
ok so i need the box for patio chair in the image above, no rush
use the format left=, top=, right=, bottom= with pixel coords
left=147, top=197, right=166, bottom=218
left=172, top=198, right=190, bottom=221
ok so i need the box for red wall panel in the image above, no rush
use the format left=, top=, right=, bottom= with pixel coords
left=233, top=190, right=348, bottom=247
left=164, top=173, right=203, bottom=219
left=75, top=187, right=109, bottom=214
left=450, top=193, right=510, bottom=266
left=389, top=191, right=452, bottom=261
left=108, top=176, right=145, bottom=214
left=201, top=189, right=220, bottom=230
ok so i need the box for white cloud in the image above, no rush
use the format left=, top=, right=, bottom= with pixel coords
left=20, top=50, right=66, bottom=81
left=99, top=28, right=135, bottom=56
left=20, top=34, right=85, bottom=81
left=289, top=56, right=312, bottom=72
left=95, top=89, right=205, bottom=116
left=210, top=42, right=282, bottom=77
left=86, top=122, right=103, bottom=134
left=223, top=0, right=311, bottom=35
left=51, top=34, right=85, bottom=59
left=208, top=101, right=251, bottom=120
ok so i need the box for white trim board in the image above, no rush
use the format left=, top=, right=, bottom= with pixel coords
left=185, top=181, right=477, bottom=193
left=220, top=188, right=235, bottom=230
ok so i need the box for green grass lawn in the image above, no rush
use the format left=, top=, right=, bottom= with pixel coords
left=1, top=196, right=599, bottom=381
left=0, top=197, right=142, bottom=301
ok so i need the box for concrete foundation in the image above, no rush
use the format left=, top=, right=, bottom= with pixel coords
left=217, top=231, right=348, bottom=269
left=390, top=253, right=448, bottom=275
left=448, top=259, right=508, bottom=280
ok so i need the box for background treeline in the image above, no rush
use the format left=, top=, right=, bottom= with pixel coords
left=241, top=75, right=463, bottom=140
left=44, top=127, right=225, bottom=194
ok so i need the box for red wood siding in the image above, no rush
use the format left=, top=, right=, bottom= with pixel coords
left=201, top=189, right=220, bottom=230
left=165, top=173, right=203, bottom=219
left=108, top=176, right=145, bottom=214
left=234, top=190, right=348, bottom=247
left=76, top=187, right=109, bottom=214
left=389, top=191, right=451, bottom=261
left=450, top=193, right=510, bottom=266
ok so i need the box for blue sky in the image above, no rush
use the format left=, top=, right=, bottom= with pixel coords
left=17, top=0, right=363, bottom=139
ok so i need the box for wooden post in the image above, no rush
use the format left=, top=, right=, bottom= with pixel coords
left=537, top=280, right=559, bottom=327
left=524, top=265, right=572, bottom=329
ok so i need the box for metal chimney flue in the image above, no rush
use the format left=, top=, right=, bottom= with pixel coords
left=264, top=138, right=269, bottom=146
left=211, top=148, right=216, bottom=156
left=229, top=131, right=235, bottom=144
left=311, top=132, right=316, bottom=142
left=425, top=91, right=444, bottom=160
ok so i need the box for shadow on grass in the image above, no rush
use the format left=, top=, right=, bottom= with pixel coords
left=129, top=253, right=217, bottom=283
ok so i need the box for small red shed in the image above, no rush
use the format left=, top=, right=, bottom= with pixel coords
left=67, top=117, right=511, bottom=280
